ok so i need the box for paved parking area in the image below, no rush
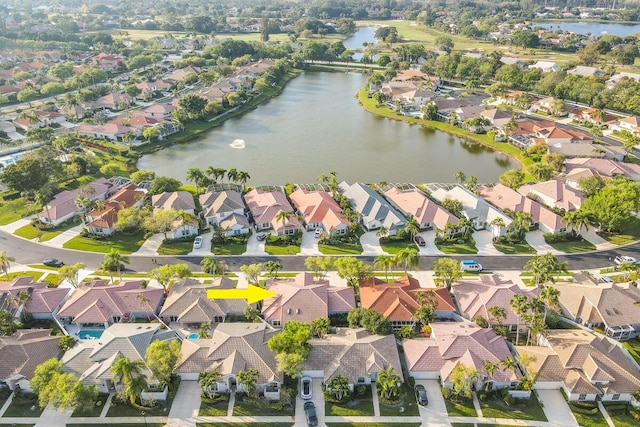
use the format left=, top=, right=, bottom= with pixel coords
left=417, top=230, right=445, bottom=255
left=525, top=230, right=562, bottom=255
left=416, top=379, right=451, bottom=427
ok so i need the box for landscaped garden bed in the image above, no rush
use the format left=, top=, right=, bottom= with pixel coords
left=479, top=392, right=547, bottom=421
left=1, top=391, right=44, bottom=417
left=70, top=393, right=109, bottom=417
left=199, top=394, right=229, bottom=416
left=378, top=384, right=420, bottom=416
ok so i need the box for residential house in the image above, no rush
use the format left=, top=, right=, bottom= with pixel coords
left=480, top=109, right=513, bottom=129
left=143, top=103, right=176, bottom=120
left=86, top=184, right=147, bottom=236
left=338, top=182, right=406, bottom=235
left=611, top=116, right=640, bottom=137
left=565, top=167, right=603, bottom=190
left=77, top=123, right=139, bottom=143
left=109, top=114, right=162, bottom=131
left=567, top=66, right=606, bottom=78
left=479, top=183, right=567, bottom=233
left=430, top=184, right=512, bottom=237
left=0, top=276, right=69, bottom=321
left=302, top=328, right=403, bottom=387
left=517, top=180, right=585, bottom=212
left=0, top=330, right=61, bottom=392
left=159, top=277, right=248, bottom=329
left=37, top=177, right=116, bottom=226
left=380, top=81, right=434, bottom=111
left=452, top=274, right=539, bottom=334
left=606, top=72, right=640, bottom=88
left=151, top=191, right=198, bottom=238
left=549, top=281, right=640, bottom=341
left=404, top=322, right=520, bottom=390
left=547, top=141, right=626, bottom=161
left=516, top=330, right=640, bottom=402
left=500, top=56, right=526, bottom=67
left=530, top=61, right=560, bottom=73
left=244, top=188, right=302, bottom=235
left=530, top=97, right=566, bottom=116
left=262, top=272, right=356, bottom=327
left=383, top=186, right=459, bottom=234
left=0, top=120, right=24, bottom=141
left=94, top=53, right=125, bottom=70
left=175, top=323, right=281, bottom=397
left=165, top=66, right=201, bottom=84
left=56, top=280, right=164, bottom=329
left=62, top=323, right=179, bottom=400
left=570, top=108, right=618, bottom=126
left=13, top=110, right=65, bottom=131
left=508, top=119, right=593, bottom=148
left=94, top=93, right=134, bottom=111
left=564, top=158, right=640, bottom=181
left=289, top=188, right=349, bottom=236
left=199, top=190, right=250, bottom=236
left=359, top=276, right=456, bottom=330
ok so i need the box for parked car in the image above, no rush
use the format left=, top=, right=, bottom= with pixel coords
left=599, top=275, right=615, bottom=284
left=614, top=255, right=637, bottom=265
left=414, top=384, right=428, bottom=406
left=43, top=258, right=64, bottom=268
left=304, top=401, right=318, bottom=426
left=300, top=376, right=312, bottom=400
left=193, top=236, right=203, bottom=249
left=314, top=228, right=323, bottom=238
left=414, top=235, right=426, bottom=246
left=460, top=259, right=483, bottom=272
left=256, top=232, right=270, bottom=241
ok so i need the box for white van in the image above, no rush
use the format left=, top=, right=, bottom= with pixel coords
left=460, top=260, right=483, bottom=272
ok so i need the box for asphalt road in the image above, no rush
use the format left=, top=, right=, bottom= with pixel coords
left=3, top=228, right=640, bottom=273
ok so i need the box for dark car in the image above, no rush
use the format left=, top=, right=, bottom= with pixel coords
left=43, top=258, right=64, bottom=268
left=415, top=384, right=428, bottom=406
left=414, top=235, right=426, bottom=247
left=304, top=401, right=318, bottom=426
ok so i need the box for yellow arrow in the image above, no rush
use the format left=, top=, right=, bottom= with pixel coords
left=207, top=284, right=278, bottom=305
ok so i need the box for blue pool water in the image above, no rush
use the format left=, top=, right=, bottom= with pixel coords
left=188, top=333, right=199, bottom=339
left=79, top=329, right=104, bottom=340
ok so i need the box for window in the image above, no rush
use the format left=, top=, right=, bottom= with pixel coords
left=272, top=320, right=281, bottom=327
left=578, top=394, right=587, bottom=401
left=612, top=394, right=620, bottom=400
left=213, top=316, right=224, bottom=323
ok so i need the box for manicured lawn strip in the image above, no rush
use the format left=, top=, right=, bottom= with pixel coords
left=157, top=240, right=194, bottom=255
left=546, top=239, right=597, bottom=254
left=63, top=233, right=146, bottom=254
left=600, top=220, right=640, bottom=246
left=569, top=404, right=608, bottom=427
left=378, top=385, right=420, bottom=416
left=493, top=242, right=537, bottom=254
left=436, top=240, right=478, bottom=254
left=212, top=242, right=247, bottom=255
left=444, top=398, right=477, bottom=417
left=0, top=193, right=28, bottom=225
left=4, top=270, right=45, bottom=281
left=232, top=400, right=292, bottom=416
left=2, top=393, right=44, bottom=417
left=41, top=273, right=62, bottom=287
left=622, top=338, right=640, bottom=366
left=325, top=399, right=375, bottom=416
left=480, top=394, right=547, bottom=421
left=199, top=395, right=229, bottom=416
left=69, top=424, right=165, bottom=427
left=106, top=396, right=173, bottom=417
left=197, top=424, right=293, bottom=427
left=264, top=243, right=301, bottom=255
left=327, top=424, right=421, bottom=427
left=14, top=224, right=45, bottom=240
left=380, top=240, right=414, bottom=255
left=609, top=412, right=639, bottom=427
left=451, top=424, right=476, bottom=427
left=319, top=243, right=363, bottom=255
left=27, top=264, right=63, bottom=271
left=70, top=393, right=109, bottom=417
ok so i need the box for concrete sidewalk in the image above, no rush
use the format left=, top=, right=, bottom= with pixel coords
left=0, top=217, right=33, bottom=234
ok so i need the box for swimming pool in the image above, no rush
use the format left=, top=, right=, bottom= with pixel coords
left=79, top=329, right=104, bottom=340
left=188, top=333, right=199, bottom=339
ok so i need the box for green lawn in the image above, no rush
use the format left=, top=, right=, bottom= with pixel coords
left=197, top=424, right=293, bottom=427
left=380, top=239, right=414, bottom=255
left=480, top=394, right=547, bottom=421
left=106, top=396, right=173, bottom=417
left=13, top=222, right=76, bottom=242
left=378, top=385, right=420, bottom=416
left=27, top=264, right=63, bottom=271
left=232, top=399, right=293, bottom=416
left=609, top=412, right=639, bottom=427
left=212, top=241, right=247, bottom=255
left=546, top=239, right=597, bottom=254
left=493, top=242, right=537, bottom=254
left=70, top=393, right=109, bottom=417
left=41, top=273, right=62, bottom=287
left=2, top=393, right=44, bottom=417
left=451, top=424, right=476, bottom=427
left=264, top=242, right=301, bottom=255
left=157, top=240, right=194, bottom=255
left=569, top=404, right=608, bottom=427
left=63, top=232, right=146, bottom=254
left=319, top=242, right=363, bottom=255
left=622, top=338, right=640, bottom=365
left=325, top=399, right=375, bottom=416
left=199, top=395, right=229, bottom=416
left=0, top=193, right=28, bottom=225
left=435, top=240, right=478, bottom=254
left=69, top=424, right=165, bottom=427
left=327, top=424, right=421, bottom=427
left=4, top=270, right=45, bottom=281
left=600, top=220, right=640, bottom=245
left=444, top=398, right=477, bottom=417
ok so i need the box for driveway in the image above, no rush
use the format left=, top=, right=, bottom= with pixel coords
left=417, top=230, right=445, bottom=256
left=242, top=230, right=267, bottom=256
left=188, top=231, right=213, bottom=256
left=168, top=380, right=201, bottom=423
left=525, top=230, right=562, bottom=255
left=133, top=232, right=164, bottom=256
left=536, top=389, right=578, bottom=427
left=40, top=224, right=83, bottom=249
left=360, top=231, right=388, bottom=256
left=472, top=230, right=502, bottom=255
left=415, top=379, right=450, bottom=427
left=299, top=231, right=322, bottom=256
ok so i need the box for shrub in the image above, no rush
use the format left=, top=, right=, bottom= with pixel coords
left=407, top=376, right=416, bottom=388
left=441, top=386, right=453, bottom=400
left=545, top=313, right=559, bottom=328
left=503, top=392, right=516, bottom=407
left=543, top=232, right=570, bottom=243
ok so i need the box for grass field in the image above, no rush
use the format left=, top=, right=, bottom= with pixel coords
left=494, top=241, right=537, bottom=254
left=157, top=240, right=194, bottom=255
left=319, top=242, right=363, bottom=255
left=569, top=404, right=608, bottom=427
left=63, top=233, right=146, bottom=254
left=445, top=398, right=477, bottom=417
left=0, top=193, right=28, bottom=225
left=212, top=241, right=247, bottom=255
left=622, top=338, right=640, bottom=365
left=480, top=394, right=547, bottom=421
left=435, top=240, right=478, bottom=254
left=325, top=399, right=375, bottom=416
left=545, top=239, right=597, bottom=253
left=13, top=222, right=75, bottom=242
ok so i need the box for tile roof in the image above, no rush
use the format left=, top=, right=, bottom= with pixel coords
left=243, top=188, right=301, bottom=233
left=289, top=189, right=349, bottom=232
left=151, top=191, right=196, bottom=212
left=517, top=180, right=585, bottom=211
left=200, top=190, right=245, bottom=217
left=0, top=276, right=69, bottom=315
left=564, top=158, right=640, bottom=179
left=338, top=182, right=406, bottom=233
left=384, top=187, right=458, bottom=230
left=0, top=329, right=61, bottom=380
left=431, top=184, right=512, bottom=227
left=38, top=177, right=115, bottom=221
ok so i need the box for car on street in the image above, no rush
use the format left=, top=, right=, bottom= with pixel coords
left=460, top=259, right=483, bottom=272
left=193, top=236, right=203, bottom=249
left=614, top=255, right=637, bottom=265
left=414, top=235, right=426, bottom=246
left=414, top=384, right=428, bottom=406
left=304, top=401, right=318, bottom=426
left=43, top=258, right=64, bottom=268
left=301, top=376, right=312, bottom=400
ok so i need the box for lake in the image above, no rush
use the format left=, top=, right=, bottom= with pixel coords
left=137, top=71, right=516, bottom=186
left=538, top=21, right=640, bottom=37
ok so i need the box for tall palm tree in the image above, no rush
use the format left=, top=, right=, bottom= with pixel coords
left=376, top=226, right=389, bottom=240
left=111, top=354, right=145, bottom=387
left=227, top=168, right=238, bottom=183
left=205, top=167, right=226, bottom=183
left=237, top=369, right=259, bottom=396
left=501, top=356, right=520, bottom=376
left=199, top=370, right=221, bottom=398
left=394, top=248, right=419, bottom=275
left=275, top=210, right=292, bottom=236
left=176, top=210, right=195, bottom=238
left=35, top=192, right=51, bottom=224
left=563, top=209, right=590, bottom=237
left=483, top=360, right=500, bottom=381
left=236, top=171, right=251, bottom=186
left=125, top=373, right=148, bottom=405
left=488, top=306, right=507, bottom=328
left=200, top=256, right=219, bottom=275
left=59, top=262, right=85, bottom=288
left=377, top=366, right=401, bottom=400
left=510, top=294, right=530, bottom=346
left=186, top=167, right=207, bottom=195
left=103, top=248, right=130, bottom=281
left=0, top=250, right=14, bottom=279
left=374, top=255, right=394, bottom=282
left=328, top=375, right=351, bottom=401
left=405, top=217, right=420, bottom=240
left=539, top=286, right=560, bottom=324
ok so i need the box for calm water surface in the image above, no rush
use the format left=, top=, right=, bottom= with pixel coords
left=138, top=72, right=516, bottom=185
left=539, top=21, right=640, bottom=37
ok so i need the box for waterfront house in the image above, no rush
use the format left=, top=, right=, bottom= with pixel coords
left=564, top=158, right=640, bottom=181
left=383, top=186, right=459, bottom=233
left=199, top=190, right=250, bottom=237
left=289, top=188, right=349, bottom=236
left=143, top=103, right=176, bottom=120
left=244, top=188, right=301, bottom=235
left=338, top=182, right=406, bottom=235
left=261, top=272, right=356, bottom=327
left=517, top=180, right=585, bottom=212
left=0, top=276, right=69, bottom=321
left=77, top=123, right=139, bottom=143
left=86, top=183, right=147, bottom=236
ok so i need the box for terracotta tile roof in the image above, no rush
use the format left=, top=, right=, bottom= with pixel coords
left=57, top=280, right=163, bottom=324
left=289, top=188, right=349, bottom=232
left=262, top=273, right=355, bottom=325
left=0, top=276, right=69, bottom=315
left=243, top=188, right=301, bottom=233
left=0, top=329, right=61, bottom=380
left=384, top=187, right=458, bottom=230
left=565, top=158, right=640, bottom=179
left=38, top=177, right=115, bottom=221
left=518, top=180, right=585, bottom=211
left=404, top=322, right=518, bottom=383
left=303, top=328, right=403, bottom=383
left=174, top=323, right=280, bottom=384
left=151, top=191, right=196, bottom=212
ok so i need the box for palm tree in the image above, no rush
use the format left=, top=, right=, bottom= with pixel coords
left=198, top=322, right=211, bottom=338
left=275, top=210, right=292, bottom=236
left=510, top=294, right=530, bottom=346
left=176, top=210, right=195, bottom=238
left=35, top=192, right=51, bottom=224
left=501, top=356, right=520, bottom=376
left=489, top=217, right=506, bottom=239
left=111, top=354, right=145, bottom=387
left=405, top=217, right=420, bottom=240
left=483, top=360, right=500, bottom=382
left=102, top=249, right=130, bottom=282
left=539, top=286, right=560, bottom=324
left=527, top=163, right=555, bottom=182
left=237, top=369, right=259, bottom=397
left=377, top=366, right=401, bottom=400
left=136, top=293, right=170, bottom=329
left=376, top=226, right=389, bottom=240
left=227, top=168, right=238, bottom=183
left=236, top=171, right=251, bottom=186
left=327, top=375, right=351, bottom=401
left=205, top=167, right=227, bottom=183
left=199, top=370, right=221, bottom=398
left=0, top=250, right=14, bottom=279
left=200, top=256, right=219, bottom=275
left=186, top=167, right=207, bottom=195
left=125, top=373, right=148, bottom=405
left=563, top=209, right=590, bottom=237
left=394, top=248, right=419, bottom=275
left=374, top=255, right=394, bottom=282
left=488, top=306, right=507, bottom=328
left=59, top=262, right=85, bottom=288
